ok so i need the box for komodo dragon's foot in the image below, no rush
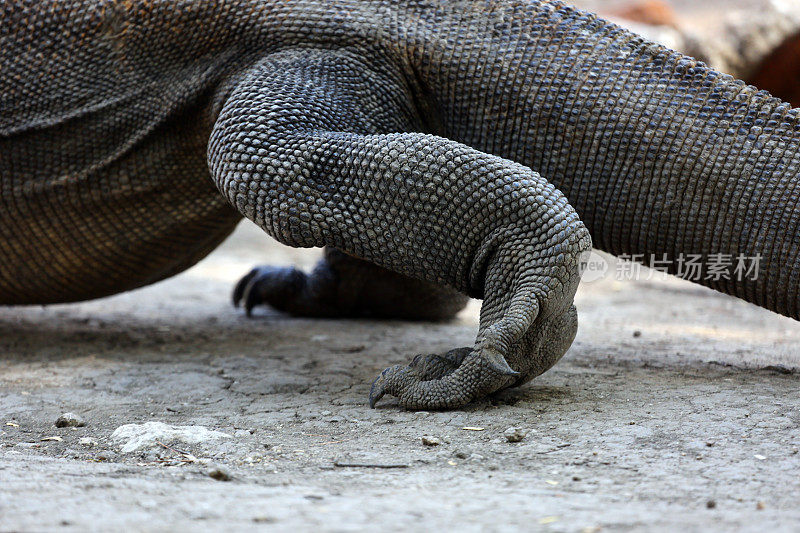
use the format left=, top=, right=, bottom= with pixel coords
left=233, top=265, right=307, bottom=317
left=209, top=49, right=591, bottom=409
left=233, top=247, right=469, bottom=320
left=369, top=305, right=580, bottom=409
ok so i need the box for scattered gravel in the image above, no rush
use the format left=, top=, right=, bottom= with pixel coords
left=504, top=427, right=528, bottom=443
left=421, top=436, right=441, bottom=446
left=207, top=465, right=233, bottom=481
left=55, top=413, right=85, bottom=428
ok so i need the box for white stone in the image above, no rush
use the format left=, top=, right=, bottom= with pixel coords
left=111, top=422, right=232, bottom=453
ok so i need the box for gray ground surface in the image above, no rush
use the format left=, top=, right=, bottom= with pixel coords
left=1, top=221, right=798, bottom=532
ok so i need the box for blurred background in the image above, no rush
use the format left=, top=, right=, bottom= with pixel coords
left=573, top=0, right=800, bottom=106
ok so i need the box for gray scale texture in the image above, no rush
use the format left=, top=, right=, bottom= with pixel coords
left=0, top=0, right=797, bottom=408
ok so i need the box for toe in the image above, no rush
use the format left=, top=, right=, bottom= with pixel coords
left=232, top=266, right=306, bottom=317
left=407, top=348, right=472, bottom=381
left=368, top=350, right=514, bottom=410
left=369, top=364, right=408, bottom=408
left=232, top=268, right=259, bottom=307
left=477, top=346, right=519, bottom=376
left=243, top=276, right=262, bottom=317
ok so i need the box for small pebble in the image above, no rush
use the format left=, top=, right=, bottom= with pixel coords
left=706, top=500, right=716, bottom=509
left=96, top=451, right=117, bottom=462
left=421, top=436, right=440, bottom=446
left=504, top=427, right=528, bottom=443
left=208, top=465, right=233, bottom=481
left=633, top=330, right=642, bottom=338
left=756, top=501, right=766, bottom=510
left=79, top=437, right=98, bottom=447
left=55, top=413, right=85, bottom=428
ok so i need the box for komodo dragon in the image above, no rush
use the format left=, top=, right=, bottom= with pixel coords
left=1, top=0, right=798, bottom=409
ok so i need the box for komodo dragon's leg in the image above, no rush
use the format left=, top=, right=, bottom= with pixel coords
left=208, top=49, right=590, bottom=409
left=232, top=248, right=469, bottom=320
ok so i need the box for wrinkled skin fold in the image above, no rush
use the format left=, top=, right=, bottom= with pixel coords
left=1, top=0, right=798, bottom=409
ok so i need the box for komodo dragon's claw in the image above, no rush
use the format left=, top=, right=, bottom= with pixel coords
left=232, top=266, right=305, bottom=317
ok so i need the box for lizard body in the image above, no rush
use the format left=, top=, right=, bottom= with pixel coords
left=2, top=0, right=798, bottom=408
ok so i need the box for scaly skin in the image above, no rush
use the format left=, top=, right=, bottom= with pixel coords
left=1, top=1, right=798, bottom=409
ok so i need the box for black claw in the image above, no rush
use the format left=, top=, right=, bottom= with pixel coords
left=482, top=349, right=519, bottom=376
left=243, top=277, right=261, bottom=317
left=368, top=386, right=384, bottom=409
left=232, top=268, right=258, bottom=308
left=233, top=266, right=306, bottom=318
left=369, top=366, right=397, bottom=408
left=368, top=378, right=386, bottom=408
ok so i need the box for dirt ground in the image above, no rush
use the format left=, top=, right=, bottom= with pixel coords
left=3, top=0, right=800, bottom=531
left=1, top=219, right=798, bottom=532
